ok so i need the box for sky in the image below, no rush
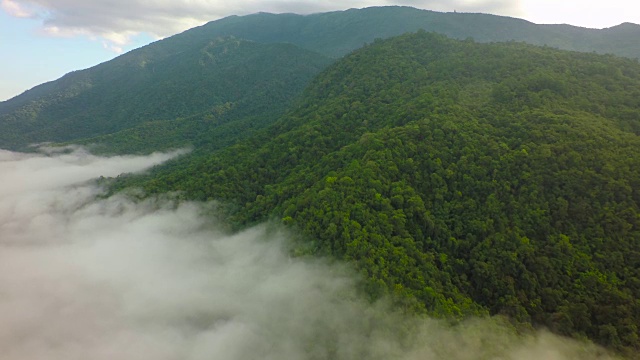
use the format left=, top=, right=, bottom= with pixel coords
left=1, top=0, right=640, bottom=101
left=0, top=145, right=615, bottom=359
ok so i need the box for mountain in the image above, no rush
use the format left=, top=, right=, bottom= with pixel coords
left=0, top=37, right=331, bottom=151
left=113, top=32, right=640, bottom=356
left=2, top=6, right=640, bottom=152
left=3, top=7, right=640, bottom=356
left=194, top=6, right=640, bottom=58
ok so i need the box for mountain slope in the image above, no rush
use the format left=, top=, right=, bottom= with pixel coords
left=187, top=6, right=640, bottom=59
left=114, top=32, right=640, bottom=355
left=2, top=6, right=640, bottom=152
left=0, top=38, right=331, bottom=151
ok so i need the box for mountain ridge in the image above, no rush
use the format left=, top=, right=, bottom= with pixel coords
left=0, top=37, right=331, bottom=151
left=3, top=6, right=640, bottom=152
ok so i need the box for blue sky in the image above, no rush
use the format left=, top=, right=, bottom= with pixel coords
left=1, top=10, right=155, bottom=100
left=1, top=0, right=639, bottom=101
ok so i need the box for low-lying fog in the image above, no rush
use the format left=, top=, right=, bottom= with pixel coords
left=0, top=147, right=617, bottom=360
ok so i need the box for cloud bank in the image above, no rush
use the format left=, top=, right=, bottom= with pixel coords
left=1, top=0, right=521, bottom=52
left=0, top=147, right=617, bottom=360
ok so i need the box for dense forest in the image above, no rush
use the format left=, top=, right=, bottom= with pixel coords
left=112, top=32, right=640, bottom=356
left=2, top=6, right=640, bottom=152
left=2, top=6, right=640, bottom=358
left=0, top=38, right=330, bottom=151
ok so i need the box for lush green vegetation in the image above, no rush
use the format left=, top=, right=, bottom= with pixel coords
left=3, top=6, right=640, bottom=152
left=3, top=6, right=640, bottom=357
left=187, top=6, right=640, bottom=59
left=0, top=38, right=330, bottom=151
left=113, top=32, right=640, bottom=356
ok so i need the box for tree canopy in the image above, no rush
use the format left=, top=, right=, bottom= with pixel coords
left=113, top=32, right=640, bottom=356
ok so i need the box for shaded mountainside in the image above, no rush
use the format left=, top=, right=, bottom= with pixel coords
left=114, top=32, right=640, bottom=355
left=198, top=6, right=640, bottom=58
left=0, top=38, right=331, bottom=151
left=2, top=6, right=640, bottom=151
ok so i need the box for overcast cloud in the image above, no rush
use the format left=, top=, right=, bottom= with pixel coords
left=1, top=0, right=521, bottom=51
left=0, top=147, right=619, bottom=359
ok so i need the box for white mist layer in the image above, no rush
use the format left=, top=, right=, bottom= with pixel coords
left=0, top=148, right=618, bottom=360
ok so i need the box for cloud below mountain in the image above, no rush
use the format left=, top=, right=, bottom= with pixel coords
left=0, top=147, right=615, bottom=360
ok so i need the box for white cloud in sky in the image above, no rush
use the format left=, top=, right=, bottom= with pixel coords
left=1, top=0, right=522, bottom=52
left=519, top=0, right=640, bottom=28
left=9, top=0, right=638, bottom=53
left=9, top=0, right=639, bottom=55
left=1, top=0, right=33, bottom=17
left=0, top=146, right=617, bottom=359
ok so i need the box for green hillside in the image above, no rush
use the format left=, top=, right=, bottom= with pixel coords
left=115, top=32, right=640, bottom=355
left=188, top=6, right=640, bottom=59
left=0, top=38, right=330, bottom=151
left=2, top=6, right=640, bottom=152
left=2, top=7, right=640, bottom=356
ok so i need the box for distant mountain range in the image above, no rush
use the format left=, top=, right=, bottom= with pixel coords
left=112, top=31, right=640, bottom=356
left=2, top=6, right=640, bottom=151
left=197, top=7, right=640, bottom=58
